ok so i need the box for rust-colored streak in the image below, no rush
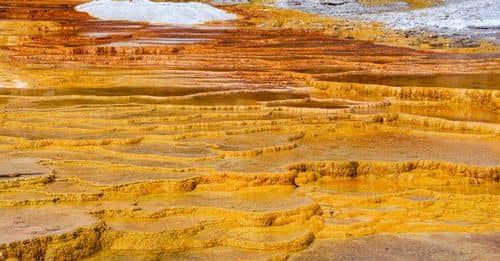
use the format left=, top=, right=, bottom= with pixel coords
left=0, top=1, right=498, bottom=260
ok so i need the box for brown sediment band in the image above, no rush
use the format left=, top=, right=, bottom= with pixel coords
left=0, top=1, right=498, bottom=260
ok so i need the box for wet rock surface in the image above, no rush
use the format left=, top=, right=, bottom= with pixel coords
left=0, top=158, right=50, bottom=179
left=0, top=0, right=498, bottom=260
left=290, top=233, right=500, bottom=261
left=0, top=206, right=97, bottom=244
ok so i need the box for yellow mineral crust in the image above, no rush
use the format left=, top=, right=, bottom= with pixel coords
left=0, top=0, right=498, bottom=260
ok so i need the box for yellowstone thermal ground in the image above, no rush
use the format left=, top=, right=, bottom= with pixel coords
left=0, top=0, right=499, bottom=260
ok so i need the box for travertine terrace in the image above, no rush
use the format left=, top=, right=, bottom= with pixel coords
left=0, top=0, right=499, bottom=260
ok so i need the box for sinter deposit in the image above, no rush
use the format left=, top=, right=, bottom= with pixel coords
left=76, top=0, right=236, bottom=25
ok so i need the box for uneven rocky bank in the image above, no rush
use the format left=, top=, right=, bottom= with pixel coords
left=0, top=0, right=499, bottom=260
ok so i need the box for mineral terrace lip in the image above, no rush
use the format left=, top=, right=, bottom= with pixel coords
left=0, top=0, right=499, bottom=260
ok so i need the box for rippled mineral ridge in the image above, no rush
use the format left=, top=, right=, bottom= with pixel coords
left=0, top=0, right=499, bottom=260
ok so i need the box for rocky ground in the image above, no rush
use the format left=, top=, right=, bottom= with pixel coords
left=0, top=0, right=499, bottom=260
left=219, top=0, right=500, bottom=43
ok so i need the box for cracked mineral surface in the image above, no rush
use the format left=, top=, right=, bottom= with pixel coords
left=0, top=0, right=498, bottom=260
